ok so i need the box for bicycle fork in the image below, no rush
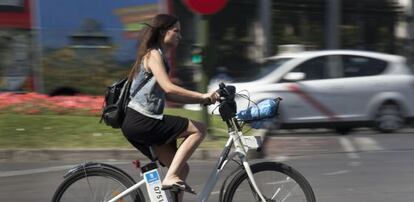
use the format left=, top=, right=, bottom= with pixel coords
left=229, top=130, right=268, bottom=202
left=242, top=160, right=267, bottom=202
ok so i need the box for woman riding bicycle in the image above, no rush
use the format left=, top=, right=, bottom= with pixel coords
left=121, top=14, right=219, bottom=201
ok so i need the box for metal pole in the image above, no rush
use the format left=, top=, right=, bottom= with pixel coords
left=409, top=1, right=414, bottom=43
left=409, top=0, right=414, bottom=67
left=260, top=0, right=272, bottom=57
left=325, top=0, right=341, bottom=49
left=30, top=0, right=44, bottom=93
left=194, top=14, right=211, bottom=133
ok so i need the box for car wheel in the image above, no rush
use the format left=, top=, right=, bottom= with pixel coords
left=335, top=127, right=352, bottom=135
left=374, top=103, right=405, bottom=133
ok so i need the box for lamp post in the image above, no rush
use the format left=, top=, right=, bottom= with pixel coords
left=183, top=0, right=229, bottom=136
left=325, top=0, right=341, bottom=49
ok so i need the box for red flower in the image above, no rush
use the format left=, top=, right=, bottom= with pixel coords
left=0, top=92, right=104, bottom=116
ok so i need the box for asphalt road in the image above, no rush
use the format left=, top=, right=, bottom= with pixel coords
left=1, top=129, right=414, bottom=202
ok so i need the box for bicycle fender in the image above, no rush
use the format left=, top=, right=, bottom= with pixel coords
left=219, top=165, right=244, bottom=202
left=63, top=162, right=134, bottom=183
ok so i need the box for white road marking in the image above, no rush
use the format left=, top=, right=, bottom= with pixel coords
left=211, top=191, right=220, bottom=195
left=323, top=170, right=350, bottom=176
left=354, top=137, right=384, bottom=151
left=272, top=156, right=289, bottom=162
left=339, top=137, right=360, bottom=159
left=0, top=161, right=129, bottom=178
left=0, top=165, right=76, bottom=178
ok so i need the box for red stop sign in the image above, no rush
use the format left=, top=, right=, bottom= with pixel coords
left=184, top=0, right=228, bottom=15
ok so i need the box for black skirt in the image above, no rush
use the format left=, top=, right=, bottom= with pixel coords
left=121, top=108, right=189, bottom=159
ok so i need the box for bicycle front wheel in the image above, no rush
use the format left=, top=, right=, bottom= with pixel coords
left=223, top=162, right=315, bottom=202
left=52, top=165, right=144, bottom=202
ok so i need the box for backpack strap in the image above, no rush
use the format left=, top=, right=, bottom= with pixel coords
left=130, top=72, right=152, bottom=98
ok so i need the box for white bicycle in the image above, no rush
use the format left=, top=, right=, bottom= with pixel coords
left=52, top=83, right=316, bottom=202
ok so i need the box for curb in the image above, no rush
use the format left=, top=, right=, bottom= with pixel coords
left=0, top=149, right=224, bottom=162
left=0, top=131, right=269, bottom=162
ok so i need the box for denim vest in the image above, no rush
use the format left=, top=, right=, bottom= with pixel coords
left=127, top=48, right=169, bottom=119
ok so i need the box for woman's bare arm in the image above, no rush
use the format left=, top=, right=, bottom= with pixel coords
left=145, top=49, right=210, bottom=104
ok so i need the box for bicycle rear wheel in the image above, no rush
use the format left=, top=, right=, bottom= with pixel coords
left=223, top=162, right=315, bottom=202
left=52, top=165, right=144, bottom=202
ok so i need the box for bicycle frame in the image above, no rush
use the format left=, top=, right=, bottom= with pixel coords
left=108, top=117, right=267, bottom=202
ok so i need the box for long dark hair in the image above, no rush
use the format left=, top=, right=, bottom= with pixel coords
left=128, top=14, right=178, bottom=81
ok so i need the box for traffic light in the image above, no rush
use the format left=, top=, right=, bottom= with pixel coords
left=191, top=44, right=203, bottom=64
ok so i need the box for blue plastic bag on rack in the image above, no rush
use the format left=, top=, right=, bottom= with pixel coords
left=236, top=99, right=279, bottom=129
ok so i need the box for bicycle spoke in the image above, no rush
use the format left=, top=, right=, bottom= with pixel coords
left=104, top=183, right=126, bottom=201
left=281, top=191, right=292, bottom=202
left=273, top=179, right=302, bottom=201
left=267, top=178, right=292, bottom=185
left=270, top=187, right=281, bottom=200
left=52, top=163, right=142, bottom=202
left=67, top=186, right=89, bottom=202
left=103, top=180, right=113, bottom=201
left=224, top=162, right=314, bottom=202
left=103, top=180, right=112, bottom=201
left=82, top=165, right=96, bottom=202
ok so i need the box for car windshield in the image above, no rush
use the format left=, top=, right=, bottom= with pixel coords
left=242, top=57, right=293, bottom=82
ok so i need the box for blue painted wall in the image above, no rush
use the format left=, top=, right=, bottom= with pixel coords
left=37, top=0, right=159, bottom=61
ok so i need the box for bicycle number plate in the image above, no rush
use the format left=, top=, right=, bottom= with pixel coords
left=242, top=136, right=262, bottom=151
left=144, top=170, right=171, bottom=202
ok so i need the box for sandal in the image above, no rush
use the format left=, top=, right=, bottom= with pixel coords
left=161, top=181, right=196, bottom=195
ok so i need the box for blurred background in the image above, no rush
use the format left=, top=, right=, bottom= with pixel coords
left=1, top=1, right=414, bottom=202
left=0, top=0, right=413, bottom=95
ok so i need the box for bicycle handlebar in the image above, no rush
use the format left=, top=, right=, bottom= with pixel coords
left=216, top=82, right=238, bottom=122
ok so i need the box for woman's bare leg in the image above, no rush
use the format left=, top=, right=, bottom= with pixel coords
left=161, top=120, right=206, bottom=186
left=153, top=142, right=189, bottom=201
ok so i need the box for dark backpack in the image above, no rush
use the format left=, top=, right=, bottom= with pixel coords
left=100, top=78, right=130, bottom=128
left=100, top=73, right=152, bottom=128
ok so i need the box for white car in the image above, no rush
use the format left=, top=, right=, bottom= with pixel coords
left=212, top=50, right=414, bottom=134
